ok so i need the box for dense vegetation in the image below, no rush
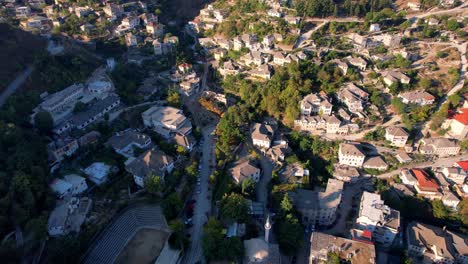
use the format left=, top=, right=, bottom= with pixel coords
left=294, top=0, right=393, bottom=18
left=0, top=23, right=45, bottom=91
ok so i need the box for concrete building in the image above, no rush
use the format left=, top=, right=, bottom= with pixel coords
left=125, top=148, right=174, bottom=187
left=229, top=159, right=261, bottom=184
left=406, top=222, right=468, bottom=264
left=309, top=232, right=376, bottom=264
left=385, top=126, right=409, bottom=147
left=251, top=123, right=274, bottom=149
left=337, top=83, right=369, bottom=114
left=83, top=162, right=112, bottom=185
left=106, top=130, right=152, bottom=158
left=400, top=169, right=442, bottom=200
left=419, top=138, right=460, bottom=157
left=333, top=165, right=360, bottom=183
left=398, top=90, right=435, bottom=106
left=289, top=179, right=344, bottom=226
left=356, top=192, right=400, bottom=246
left=300, top=92, right=333, bottom=116
left=47, top=137, right=79, bottom=163
left=441, top=166, right=467, bottom=185
left=142, top=106, right=192, bottom=138
left=63, top=174, right=88, bottom=196
left=448, top=108, right=468, bottom=138
left=338, top=142, right=366, bottom=167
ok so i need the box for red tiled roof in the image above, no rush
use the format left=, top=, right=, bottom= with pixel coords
left=453, top=108, right=468, bottom=125
left=411, top=169, right=439, bottom=190
left=457, top=161, right=468, bottom=171
left=363, top=230, right=372, bottom=239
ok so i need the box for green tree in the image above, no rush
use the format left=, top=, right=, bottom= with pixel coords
left=280, top=193, right=293, bottom=212
left=431, top=199, right=449, bottom=219
left=167, top=88, right=182, bottom=108
left=168, top=220, right=187, bottom=250
left=202, top=217, right=244, bottom=261
left=34, top=111, right=53, bottom=133
left=327, top=251, right=340, bottom=264
left=219, top=192, right=248, bottom=222
left=241, top=178, right=256, bottom=197
left=275, top=213, right=303, bottom=255
left=145, top=175, right=164, bottom=196
left=447, top=19, right=460, bottom=31
left=162, top=192, right=183, bottom=221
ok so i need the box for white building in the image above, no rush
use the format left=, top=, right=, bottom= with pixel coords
left=356, top=192, right=400, bottom=246
left=338, top=142, right=366, bottom=167
left=300, top=92, right=333, bottom=116
left=385, top=126, right=409, bottom=147
left=407, top=222, right=468, bottom=264
left=142, top=106, right=192, bottom=138
left=251, top=123, right=274, bottom=149
left=289, top=179, right=344, bottom=226
left=106, top=130, right=152, bottom=158
left=83, top=162, right=112, bottom=185
left=63, top=174, right=88, bottom=196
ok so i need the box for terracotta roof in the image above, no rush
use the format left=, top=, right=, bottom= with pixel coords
left=453, top=108, right=468, bottom=125
left=411, top=169, right=439, bottom=190
left=457, top=161, right=468, bottom=171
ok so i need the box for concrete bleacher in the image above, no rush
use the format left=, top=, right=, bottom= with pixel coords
left=83, top=205, right=168, bottom=264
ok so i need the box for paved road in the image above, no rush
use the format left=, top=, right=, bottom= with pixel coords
left=183, top=125, right=216, bottom=264
left=255, top=150, right=275, bottom=205
left=0, top=66, right=34, bottom=107
left=377, top=153, right=468, bottom=179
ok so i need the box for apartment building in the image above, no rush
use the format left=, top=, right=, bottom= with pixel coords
left=142, top=106, right=192, bottom=138
left=407, top=222, right=468, bottom=264
left=251, top=123, right=275, bottom=149
left=310, top=232, right=376, bottom=264
left=289, top=179, right=344, bottom=226
left=125, top=148, right=174, bottom=187
left=300, top=92, right=333, bottom=116
left=356, top=192, right=400, bottom=246
left=338, top=142, right=366, bottom=167
left=419, top=138, right=460, bottom=157
left=385, top=126, right=409, bottom=147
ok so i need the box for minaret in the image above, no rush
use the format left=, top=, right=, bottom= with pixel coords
left=264, top=214, right=272, bottom=243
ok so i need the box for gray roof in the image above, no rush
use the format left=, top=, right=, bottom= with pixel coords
left=386, top=126, right=409, bottom=137
left=363, top=156, right=388, bottom=169
left=290, top=179, right=344, bottom=210
left=310, top=232, right=376, bottom=264
left=229, top=159, right=260, bottom=183
left=340, top=142, right=366, bottom=158
left=407, top=222, right=468, bottom=260
left=72, top=95, right=120, bottom=126
left=251, top=123, right=274, bottom=142
left=106, top=130, right=150, bottom=150
left=125, top=148, right=173, bottom=178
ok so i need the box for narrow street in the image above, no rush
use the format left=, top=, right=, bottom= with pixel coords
left=183, top=124, right=216, bottom=264
left=377, top=153, right=468, bottom=179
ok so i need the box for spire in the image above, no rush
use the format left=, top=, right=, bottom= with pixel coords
left=264, top=214, right=272, bottom=243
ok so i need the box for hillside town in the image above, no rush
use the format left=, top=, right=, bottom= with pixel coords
left=0, top=0, right=467, bottom=263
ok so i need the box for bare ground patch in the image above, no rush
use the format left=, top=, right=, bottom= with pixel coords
left=116, top=228, right=170, bottom=264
